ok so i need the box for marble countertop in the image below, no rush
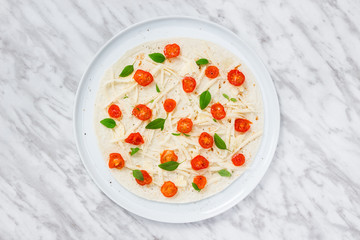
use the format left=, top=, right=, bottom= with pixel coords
left=1, top=0, right=359, bottom=239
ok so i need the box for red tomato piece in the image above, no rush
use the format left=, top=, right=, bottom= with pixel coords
left=125, top=132, right=144, bottom=145
left=163, top=99, right=176, bottom=112
left=232, top=153, right=245, bottom=166
left=164, top=43, right=180, bottom=58
left=182, top=76, right=196, bottom=93
left=133, top=69, right=154, bottom=86
left=198, top=132, right=213, bottom=149
left=211, top=103, right=226, bottom=120
left=161, top=181, right=178, bottom=197
left=191, top=155, right=209, bottom=170
left=135, top=170, right=152, bottom=186
left=108, top=104, right=122, bottom=118
left=234, top=118, right=252, bottom=132
left=108, top=153, right=125, bottom=169
left=227, top=69, right=245, bottom=86
left=177, top=118, right=193, bottom=133
left=193, top=175, right=207, bottom=189
left=160, top=150, right=178, bottom=164
left=205, top=66, right=219, bottom=79
left=132, top=104, right=152, bottom=121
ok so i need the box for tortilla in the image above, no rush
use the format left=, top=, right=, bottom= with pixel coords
left=94, top=38, right=263, bottom=203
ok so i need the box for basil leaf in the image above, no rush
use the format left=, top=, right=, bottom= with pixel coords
left=123, top=95, right=129, bottom=99
left=196, top=58, right=209, bottom=66
left=172, top=133, right=181, bottom=136
left=130, top=147, right=140, bottom=156
left=183, top=133, right=190, bottom=137
left=132, top=170, right=144, bottom=181
left=199, top=90, right=211, bottom=110
left=149, top=53, right=165, bottom=63
left=213, top=118, right=217, bottom=122
left=222, top=93, right=230, bottom=100
left=218, top=169, right=232, bottom=177
left=100, top=118, right=116, bottom=128
left=145, top=118, right=166, bottom=130
left=156, top=84, right=160, bottom=93
left=149, top=99, right=154, bottom=103
left=214, top=133, right=227, bottom=150
left=192, top=182, right=201, bottom=192
left=230, top=98, right=237, bottom=102
left=158, top=161, right=180, bottom=171
left=119, top=65, right=134, bottom=77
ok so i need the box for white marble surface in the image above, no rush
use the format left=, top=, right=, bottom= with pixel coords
left=1, top=0, right=359, bottom=239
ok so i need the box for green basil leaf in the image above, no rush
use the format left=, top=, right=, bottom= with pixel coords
left=196, top=58, right=209, bottom=66
left=119, top=65, right=134, bottom=77
left=192, top=182, right=201, bottom=192
left=172, top=133, right=181, bottom=136
left=149, top=53, right=165, bottom=63
left=100, top=118, right=116, bottom=128
left=218, top=169, right=232, bottom=177
left=213, top=118, right=217, bottom=122
left=149, top=99, right=154, bottom=103
left=230, top=98, right=237, bottom=102
left=145, top=118, right=166, bottom=130
left=199, top=90, right=211, bottom=110
left=132, top=170, right=144, bottom=181
left=130, top=147, right=140, bottom=156
left=123, top=95, right=129, bottom=99
left=222, top=93, right=230, bottom=100
left=183, top=133, right=190, bottom=137
left=158, top=161, right=180, bottom=171
left=156, top=84, right=160, bottom=93
left=214, top=133, right=227, bottom=150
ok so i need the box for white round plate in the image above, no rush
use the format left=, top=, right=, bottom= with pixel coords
left=74, top=16, right=280, bottom=223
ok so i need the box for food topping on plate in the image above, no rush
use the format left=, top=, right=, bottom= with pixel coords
left=205, top=66, right=219, bottom=79
left=135, top=170, right=153, bottom=186
left=193, top=175, right=207, bottom=190
left=198, top=132, right=214, bottom=149
left=132, top=104, right=152, bottom=121
left=160, top=150, right=178, bottom=164
left=177, top=118, right=193, bottom=133
left=133, top=69, right=154, bottom=86
left=163, top=99, right=176, bottom=112
left=125, top=132, right=144, bottom=145
left=182, top=76, right=196, bottom=93
left=227, top=69, right=245, bottom=86
left=211, top=103, right=226, bottom=120
left=161, top=181, right=178, bottom=197
left=108, top=104, right=122, bottom=119
left=234, top=118, right=252, bottom=133
left=191, top=155, right=209, bottom=170
left=164, top=43, right=180, bottom=58
left=108, top=153, right=125, bottom=169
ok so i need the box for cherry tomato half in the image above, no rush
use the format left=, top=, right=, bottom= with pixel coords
left=191, top=155, right=209, bottom=170
left=161, top=181, right=178, bottom=197
left=160, top=150, right=178, bottom=164
left=193, top=175, right=207, bottom=189
left=177, top=118, right=193, bottom=133
left=182, top=76, right=196, bottom=93
left=164, top=43, right=180, bottom=58
left=108, top=153, right=125, bottom=169
left=211, top=103, right=226, bottom=120
left=133, top=69, right=154, bottom=86
left=227, top=69, right=245, bottom=86
left=205, top=66, right=219, bottom=79
left=163, top=99, right=176, bottom=113
left=125, top=132, right=144, bottom=145
left=232, top=153, right=245, bottom=166
left=108, top=104, right=122, bottom=118
left=135, top=170, right=152, bottom=186
left=198, top=132, right=213, bottom=149
left=234, top=118, right=252, bottom=133
left=132, top=104, right=152, bottom=121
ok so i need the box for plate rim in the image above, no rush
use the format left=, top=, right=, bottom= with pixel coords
left=73, top=16, right=280, bottom=223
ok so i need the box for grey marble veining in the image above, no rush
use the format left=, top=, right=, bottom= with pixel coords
left=1, top=0, right=359, bottom=239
